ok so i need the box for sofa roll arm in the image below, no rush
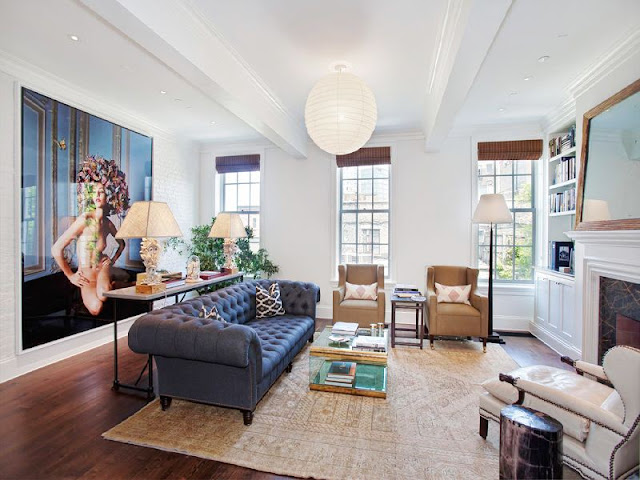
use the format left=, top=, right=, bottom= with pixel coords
left=499, top=374, right=628, bottom=436
left=128, top=313, right=262, bottom=371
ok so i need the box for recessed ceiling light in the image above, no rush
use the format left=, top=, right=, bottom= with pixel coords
left=538, top=55, right=550, bottom=63
left=210, top=121, right=216, bottom=125
left=498, top=108, right=505, bottom=112
left=524, top=76, right=533, bottom=81
left=509, top=91, right=518, bottom=96
left=160, top=90, right=167, bottom=95
left=69, top=34, right=79, bottom=41
left=174, top=98, right=182, bottom=102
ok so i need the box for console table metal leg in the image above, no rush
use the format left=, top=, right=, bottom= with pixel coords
left=112, top=300, right=119, bottom=391
left=419, top=304, right=425, bottom=349
left=415, top=308, right=419, bottom=339
left=391, top=305, right=396, bottom=348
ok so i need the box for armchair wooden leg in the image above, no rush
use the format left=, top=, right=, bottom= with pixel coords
left=160, top=395, right=172, bottom=411
left=286, top=362, right=293, bottom=373
left=479, top=416, right=488, bottom=439
left=429, top=335, right=435, bottom=350
left=482, top=337, right=487, bottom=353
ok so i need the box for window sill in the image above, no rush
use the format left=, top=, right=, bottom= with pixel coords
left=330, top=279, right=397, bottom=289
left=477, top=282, right=534, bottom=296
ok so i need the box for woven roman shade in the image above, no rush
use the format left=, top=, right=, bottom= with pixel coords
left=477, top=140, right=543, bottom=161
left=336, top=146, right=391, bottom=168
left=215, top=154, right=260, bottom=174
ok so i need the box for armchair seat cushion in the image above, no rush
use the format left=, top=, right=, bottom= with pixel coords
left=246, top=314, right=315, bottom=381
left=339, top=299, right=378, bottom=310
left=482, top=365, right=614, bottom=441
left=437, top=303, right=480, bottom=317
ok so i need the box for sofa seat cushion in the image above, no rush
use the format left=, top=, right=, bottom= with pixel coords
left=339, top=299, right=378, bottom=310
left=436, top=303, right=480, bottom=317
left=482, top=365, right=613, bottom=441
left=246, top=314, right=314, bottom=380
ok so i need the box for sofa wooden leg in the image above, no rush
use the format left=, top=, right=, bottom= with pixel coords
left=286, top=363, right=293, bottom=373
left=429, top=335, right=435, bottom=350
left=483, top=337, right=487, bottom=353
left=308, top=336, right=314, bottom=343
left=160, top=395, right=172, bottom=411
left=479, top=416, right=488, bottom=439
left=242, top=410, right=254, bottom=426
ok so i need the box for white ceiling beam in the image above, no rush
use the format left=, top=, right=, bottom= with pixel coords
left=79, top=0, right=308, bottom=158
left=423, top=0, right=512, bottom=152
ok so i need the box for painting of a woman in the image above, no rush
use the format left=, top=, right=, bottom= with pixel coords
left=51, top=156, right=130, bottom=315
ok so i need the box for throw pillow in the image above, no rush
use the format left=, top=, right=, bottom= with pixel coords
left=435, top=282, right=471, bottom=305
left=198, top=304, right=226, bottom=322
left=344, top=281, right=378, bottom=301
left=256, top=283, right=286, bottom=319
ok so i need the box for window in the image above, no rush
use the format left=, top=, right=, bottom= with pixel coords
left=338, top=164, right=390, bottom=270
left=221, top=171, right=260, bottom=251
left=477, top=159, right=535, bottom=282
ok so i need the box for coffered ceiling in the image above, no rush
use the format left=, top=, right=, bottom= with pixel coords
left=0, top=0, right=639, bottom=155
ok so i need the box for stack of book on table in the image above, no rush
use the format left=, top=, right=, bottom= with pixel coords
left=325, top=361, right=356, bottom=387
left=331, top=322, right=359, bottom=336
left=200, top=271, right=225, bottom=280
left=394, top=284, right=420, bottom=298
left=352, top=335, right=386, bottom=353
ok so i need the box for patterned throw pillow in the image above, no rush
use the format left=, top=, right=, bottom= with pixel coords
left=344, top=281, right=378, bottom=301
left=256, top=283, right=286, bottom=319
left=198, top=304, right=226, bottom=322
left=435, top=283, right=472, bottom=305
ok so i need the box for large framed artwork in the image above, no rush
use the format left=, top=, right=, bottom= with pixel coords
left=21, top=87, right=152, bottom=350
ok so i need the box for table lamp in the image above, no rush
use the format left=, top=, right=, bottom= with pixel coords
left=208, top=213, right=247, bottom=274
left=472, top=193, right=513, bottom=344
left=116, top=201, right=183, bottom=293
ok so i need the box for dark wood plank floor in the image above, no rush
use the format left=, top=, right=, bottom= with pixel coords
left=0, top=324, right=569, bottom=480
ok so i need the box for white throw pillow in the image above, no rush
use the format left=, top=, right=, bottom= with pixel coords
left=344, top=281, right=378, bottom=301
left=435, top=282, right=471, bottom=305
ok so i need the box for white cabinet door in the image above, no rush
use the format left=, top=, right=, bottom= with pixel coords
left=548, top=280, right=562, bottom=334
left=535, top=275, right=549, bottom=325
left=561, top=283, right=575, bottom=344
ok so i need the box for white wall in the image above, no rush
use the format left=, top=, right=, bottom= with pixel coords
left=200, top=134, right=532, bottom=330
left=0, top=59, right=199, bottom=382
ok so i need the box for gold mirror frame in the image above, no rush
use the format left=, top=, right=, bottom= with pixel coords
left=575, top=78, right=640, bottom=231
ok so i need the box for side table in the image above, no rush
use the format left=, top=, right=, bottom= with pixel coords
left=390, top=294, right=427, bottom=349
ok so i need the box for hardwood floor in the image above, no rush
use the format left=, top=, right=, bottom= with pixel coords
left=0, top=325, right=569, bottom=480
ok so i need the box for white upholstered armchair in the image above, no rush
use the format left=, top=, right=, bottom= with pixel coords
left=479, top=346, right=640, bottom=480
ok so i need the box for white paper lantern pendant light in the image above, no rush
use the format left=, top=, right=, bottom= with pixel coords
left=304, top=63, right=377, bottom=155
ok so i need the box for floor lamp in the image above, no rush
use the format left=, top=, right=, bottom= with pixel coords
left=472, top=193, right=513, bottom=344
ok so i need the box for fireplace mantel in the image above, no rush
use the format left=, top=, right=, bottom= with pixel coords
left=566, top=230, right=640, bottom=363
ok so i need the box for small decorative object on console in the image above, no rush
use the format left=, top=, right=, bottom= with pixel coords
left=186, top=255, right=202, bottom=283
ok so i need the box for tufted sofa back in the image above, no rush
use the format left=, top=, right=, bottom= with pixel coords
left=161, top=280, right=319, bottom=324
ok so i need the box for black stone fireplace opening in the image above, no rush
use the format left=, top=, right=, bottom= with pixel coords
left=598, top=277, right=640, bottom=363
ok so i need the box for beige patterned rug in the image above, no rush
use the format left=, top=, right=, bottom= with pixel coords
left=104, top=341, right=517, bottom=479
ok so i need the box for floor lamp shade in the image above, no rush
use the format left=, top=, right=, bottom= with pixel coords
left=304, top=71, right=377, bottom=155
left=472, top=194, right=513, bottom=224
left=208, top=213, right=247, bottom=239
left=115, top=201, right=183, bottom=239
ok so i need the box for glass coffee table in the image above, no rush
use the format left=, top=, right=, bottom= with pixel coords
left=309, top=326, right=388, bottom=398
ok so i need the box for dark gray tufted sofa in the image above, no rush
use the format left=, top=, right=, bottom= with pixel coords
left=128, top=280, right=320, bottom=425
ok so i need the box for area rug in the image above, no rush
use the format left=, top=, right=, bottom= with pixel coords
left=104, top=341, right=517, bottom=479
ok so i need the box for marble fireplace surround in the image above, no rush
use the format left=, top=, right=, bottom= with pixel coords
left=566, top=230, right=640, bottom=364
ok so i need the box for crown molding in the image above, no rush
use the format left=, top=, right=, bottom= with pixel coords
left=541, top=96, right=576, bottom=134
left=567, top=27, right=640, bottom=99
left=0, top=49, right=176, bottom=141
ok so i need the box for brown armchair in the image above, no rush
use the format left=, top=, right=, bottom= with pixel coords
left=426, top=265, right=488, bottom=352
left=333, top=264, right=385, bottom=327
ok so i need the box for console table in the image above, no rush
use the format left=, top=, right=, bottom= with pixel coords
left=103, top=272, right=244, bottom=398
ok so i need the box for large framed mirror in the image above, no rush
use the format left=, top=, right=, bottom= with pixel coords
left=575, top=78, right=640, bottom=230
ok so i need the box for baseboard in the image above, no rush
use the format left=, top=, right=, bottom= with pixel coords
left=496, top=331, right=534, bottom=337
left=529, top=322, right=582, bottom=358
left=0, top=316, right=138, bottom=383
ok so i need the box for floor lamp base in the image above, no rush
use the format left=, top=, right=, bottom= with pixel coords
left=486, top=332, right=505, bottom=344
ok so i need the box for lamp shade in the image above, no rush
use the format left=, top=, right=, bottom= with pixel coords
left=208, top=213, right=247, bottom=239
left=115, top=201, right=183, bottom=238
left=472, top=194, right=513, bottom=224
left=582, top=199, right=611, bottom=222
left=304, top=71, right=377, bottom=155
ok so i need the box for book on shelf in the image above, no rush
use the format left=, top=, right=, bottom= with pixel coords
left=331, top=322, right=359, bottom=336
left=394, top=284, right=419, bottom=292
left=324, top=380, right=354, bottom=387
left=161, top=271, right=182, bottom=280
left=325, top=374, right=354, bottom=383
left=395, top=292, right=420, bottom=298
left=549, top=187, right=576, bottom=213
